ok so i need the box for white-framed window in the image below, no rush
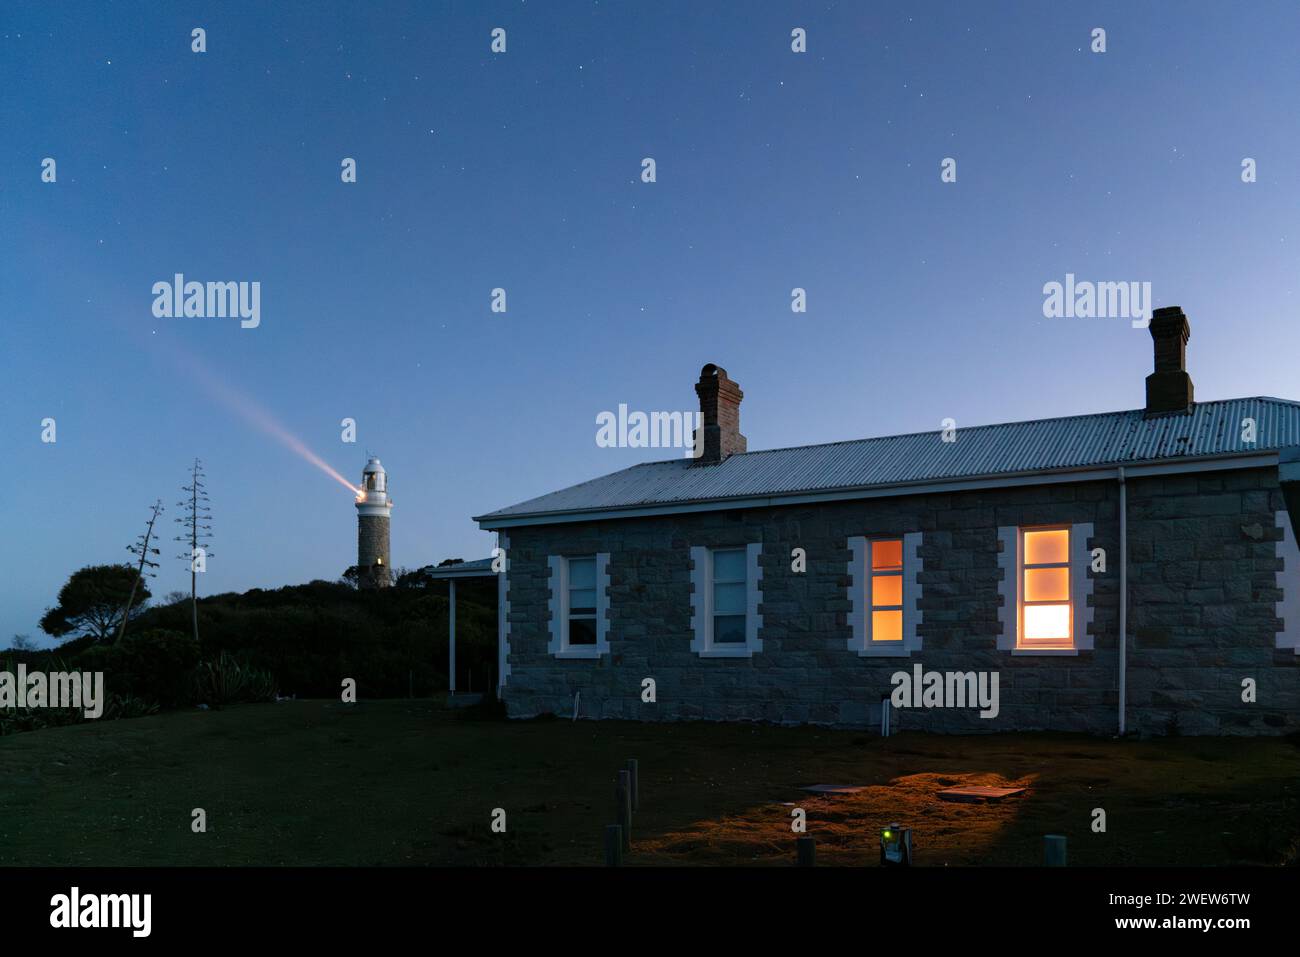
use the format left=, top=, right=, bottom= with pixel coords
left=869, top=538, right=904, bottom=643
left=997, top=523, right=1094, bottom=654
left=567, top=557, right=599, bottom=646
left=547, top=553, right=610, bottom=658
left=690, top=543, right=763, bottom=657
left=711, top=548, right=747, bottom=644
left=1275, top=509, right=1300, bottom=653
left=1020, top=527, right=1071, bottom=646
left=848, top=533, right=923, bottom=656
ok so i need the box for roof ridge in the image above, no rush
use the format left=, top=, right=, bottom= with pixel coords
left=476, top=395, right=1300, bottom=523
left=622, top=395, right=1298, bottom=467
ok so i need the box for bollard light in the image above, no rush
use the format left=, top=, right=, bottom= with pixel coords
left=880, top=823, right=912, bottom=866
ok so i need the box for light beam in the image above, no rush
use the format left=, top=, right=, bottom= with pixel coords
left=161, top=342, right=359, bottom=495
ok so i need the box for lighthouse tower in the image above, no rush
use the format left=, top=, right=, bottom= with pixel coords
left=355, top=456, right=393, bottom=589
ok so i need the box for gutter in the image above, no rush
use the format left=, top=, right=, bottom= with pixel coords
left=475, top=451, right=1279, bottom=530
left=1118, top=467, right=1128, bottom=736
left=421, top=563, right=497, bottom=580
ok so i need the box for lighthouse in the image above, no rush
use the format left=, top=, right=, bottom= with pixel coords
left=355, top=456, right=393, bottom=589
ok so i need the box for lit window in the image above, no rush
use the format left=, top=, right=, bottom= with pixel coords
left=870, top=539, right=903, bottom=642
left=711, top=548, right=747, bottom=643
left=1020, top=527, right=1071, bottom=647
left=848, top=534, right=922, bottom=656
left=567, top=557, right=597, bottom=646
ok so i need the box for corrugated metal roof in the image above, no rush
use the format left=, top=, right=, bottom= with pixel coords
left=421, top=558, right=496, bottom=578
left=476, top=398, right=1300, bottom=525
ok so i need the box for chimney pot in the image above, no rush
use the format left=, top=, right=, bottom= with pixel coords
left=693, top=364, right=746, bottom=464
left=1144, top=306, right=1193, bottom=416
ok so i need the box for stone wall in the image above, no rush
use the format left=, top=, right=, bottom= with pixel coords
left=357, top=514, right=391, bottom=589
left=498, top=467, right=1299, bottom=735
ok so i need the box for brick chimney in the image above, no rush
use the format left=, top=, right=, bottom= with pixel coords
left=1144, top=306, right=1193, bottom=416
left=693, top=364, right=746, bottom=464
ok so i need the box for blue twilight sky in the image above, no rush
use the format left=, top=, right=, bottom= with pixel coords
left=3, top=1, right=1300, bottom=646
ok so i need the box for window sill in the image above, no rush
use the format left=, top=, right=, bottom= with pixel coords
left=1011, top=647, right=1079, bottom=656
left=856, top=644, right=917, bottom=658
left=552, top=647, right=608, bottom=660
left=696, top=645, right=757, bottom=658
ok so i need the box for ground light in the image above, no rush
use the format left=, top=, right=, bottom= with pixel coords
left=881, top=824, right=912, bottom=866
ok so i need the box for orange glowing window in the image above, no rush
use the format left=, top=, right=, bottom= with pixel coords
left=870, top=539, right=904, bottom=642
left=1020, top=527, right=1071, bottom=646
left=871, top=539, right=902, bottom=571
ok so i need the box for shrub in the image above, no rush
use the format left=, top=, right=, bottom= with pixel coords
left=79, top=629, right=199, bottom=708
left=102, top=694, right=161, bottom=720
left=0, top=705, right=85, bottom=736
left=191, top=652, right=278, bottom=708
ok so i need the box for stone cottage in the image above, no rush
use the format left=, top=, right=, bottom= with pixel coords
left=473, top=306, right=1300, bottom=735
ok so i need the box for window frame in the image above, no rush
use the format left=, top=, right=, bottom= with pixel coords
left=996, top=522, right=1094, bottom=656
left=1018, top=525, right=1072, bottom=649
left=868, top=538, right=905, bottom=644
left=565, top=556, right=599, bottom=648
left=1277, top=509, right=1300, bottom=654
left=546, top=553, right=610, bottom=659
left=847, top=533, right=923, bottom=657
left=710, top=547, right=748, bottom=645
left=690, top=544, right=763, bottom=658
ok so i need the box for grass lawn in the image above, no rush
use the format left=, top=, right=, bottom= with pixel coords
left=2, top=700, right=1297, bottom=866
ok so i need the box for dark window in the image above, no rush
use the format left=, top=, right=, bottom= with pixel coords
left=712, top=548, right=747, bottom=643
left=567, top=557, right=598, bottom=646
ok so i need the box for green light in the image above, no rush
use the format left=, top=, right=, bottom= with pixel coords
left=883, top=831, right=892, bottom=840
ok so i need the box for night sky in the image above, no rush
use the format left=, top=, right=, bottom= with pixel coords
left=4, top=0, right=1300, bottom=645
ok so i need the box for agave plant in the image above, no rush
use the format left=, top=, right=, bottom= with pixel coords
left=192, top=652, right=278, bottom=707
left=241, top=666, right=279, bottom=703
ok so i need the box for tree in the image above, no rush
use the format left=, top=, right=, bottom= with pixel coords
left=341, top=564, right=395, bottom=588
left=8, top=634, right=35, bottom=651
left=116, top=500, right=165, bottom=643
left=174, top=458, right=214, bottom=645
left=395, top=566, right=435, bottom=589
left=40, top=564, right=149, bottom=642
